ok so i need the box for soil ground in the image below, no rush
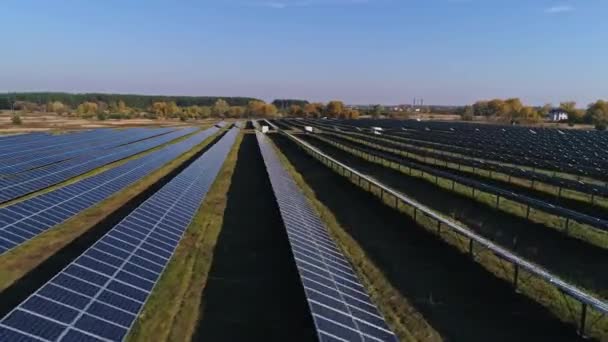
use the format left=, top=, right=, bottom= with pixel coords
left=192, top=134, right=317, bottom=341
left=271, top=133, right=589, bottom=342
left=0, top=111, right=212, bottom=133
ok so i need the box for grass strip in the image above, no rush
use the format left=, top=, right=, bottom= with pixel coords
left=127, top=132, right=243, bottom=342
left=266, top=135, right=440, bottom=342
left=0, top=127, right=220, bottom=291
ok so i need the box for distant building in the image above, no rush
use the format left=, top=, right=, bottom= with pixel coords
left=548, top=109, right=568, bottom=122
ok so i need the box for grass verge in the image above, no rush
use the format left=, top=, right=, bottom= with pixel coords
left=0, top=128, right=220, bottom=291
left=266, top=134, right=441, bottom=342
left=126, top=132, right=243, bottom=342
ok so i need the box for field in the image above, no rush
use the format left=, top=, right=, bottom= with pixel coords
left=0, top=118, right=607, bottom=342
left=0, top=111, right=200, bottom=133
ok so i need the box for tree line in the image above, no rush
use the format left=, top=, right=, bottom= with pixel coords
left=459, top=98, right=608, bottom=130
left=0, top=92, right=258, bottom=110
left=284, top=101, right=360, bottom=119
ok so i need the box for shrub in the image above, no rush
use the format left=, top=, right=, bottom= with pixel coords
left=11, top=114, right=22, bottom=125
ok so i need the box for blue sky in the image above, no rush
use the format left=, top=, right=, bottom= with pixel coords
left=1, top=0, right=607, bottom=105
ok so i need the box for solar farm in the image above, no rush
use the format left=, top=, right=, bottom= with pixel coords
left=0, top=119, right=607, bottom=342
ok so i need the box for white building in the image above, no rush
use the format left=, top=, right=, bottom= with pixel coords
left=549, top=109, right=569, bottom=122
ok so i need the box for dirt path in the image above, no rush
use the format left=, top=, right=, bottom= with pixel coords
left=271, top=133, right=589, bottom=342
left=193, top=134, right=316, bottom=341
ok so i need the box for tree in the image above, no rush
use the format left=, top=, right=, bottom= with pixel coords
left=370, top=105, right=384, bottom=118
left=227, top=106, right=246, bottom=118
left=247, top=100, right=279, bottom=117
left=11, top=114, right=22, bottom=125
left=198, top=106, right=212, bottom=119
left=473, top=101, right=491, bottom=117
left=539, top=103, right=552, bottom=117
left=77, top=102, right=99, bottom=116
left=325, top=101, right=345, bottom=118
left=167, top=101, right=181, bottom=118
left=587, top=100, right=608, bottom=130
left=46, top=101, right=67, bottom=114
left=261, top=103, right=278, bottom=118
left=184, top=105, right=201, bottom=118
left=212, top=99, right=230, bottom=117
left=288, top=105, right=303, bottom=116
left=303, top=103, right=323, bottom=118
left=460, top=105, right=474, bottom=121
left=343, top=108, right=360, bottom=119
left=151, top=102, right=168, bottom=118
left=560, top=101, right=585, bottom=123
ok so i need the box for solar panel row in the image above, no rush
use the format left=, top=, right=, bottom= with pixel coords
left=0, top=127, right=239, bottom=342
left=256, top=132, right=398, bottom=342
left=0, top=127, right=199, bottom=203
left=0, top=128, right=174, bottom=175
left=0, top=129, right=116, bottom=157
left=310, top=131, right=608, bottom=232
left=294, top=118, right=608, bottom=197
left=0, top=126, right=220, bottom=256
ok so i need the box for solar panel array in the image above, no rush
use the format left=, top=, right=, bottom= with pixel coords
left=256, top=132, right=398, bottom=342
left=0, top=127, right=199, bottom=203
left=294, top=118, right=608, bottom=197
left=0, top=127, right=220, bottom=255
left=304, top=130, right=608, bottom=231
left=0, top=127, right=239, bottom=342
left=336, top=119, right=608, bottom=181
left=0, top=128, right=174, bottom=175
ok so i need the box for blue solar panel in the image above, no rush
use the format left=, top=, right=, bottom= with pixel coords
left=0, top=127, right=220, bottom=255
left=0, top=128, right=172, bottom=175
left=0, top=127, right=201, bottom=203
left=0, top=127, right=239, bottom=342
left=256, top=132, right=398, bottom=342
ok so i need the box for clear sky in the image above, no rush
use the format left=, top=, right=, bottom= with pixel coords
left=1, top=0, right=607, bottom=105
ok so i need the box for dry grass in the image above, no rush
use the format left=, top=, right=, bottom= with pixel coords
left=126, top=133, right=243, bottom=342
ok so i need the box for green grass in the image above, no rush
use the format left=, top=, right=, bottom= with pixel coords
left=270, top=137, right=439, bottom=342
left=292, top=135, right=608, bottom=341
left=126, top=132, right=243, bottom=342
left=0, top=127, right=220, bottom=291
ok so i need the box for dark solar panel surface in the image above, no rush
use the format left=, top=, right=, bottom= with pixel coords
left=0, top=127, right=198, bottom=203
left=0, top=127, right=238, bottom=342
left=0, top=127, right=219, bottom=255
left=256, top=132, right=398, bottom=342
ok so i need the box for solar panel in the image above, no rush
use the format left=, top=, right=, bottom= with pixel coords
left=0, top=127, right=220, bottom=256
left=0, top=128, right=173, bottom=175
left=0, top=128, right=200, bottom=203
left=0, top=127, right=239, bottom=342
left=256, top=132, right=398, bottom=342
